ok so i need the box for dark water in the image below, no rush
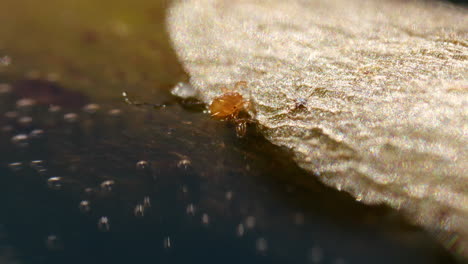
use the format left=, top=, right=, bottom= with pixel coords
left=0, top=0, right=461, bottom=263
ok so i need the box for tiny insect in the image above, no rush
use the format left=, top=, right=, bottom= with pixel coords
left=209, top=81, right=253, bottom=138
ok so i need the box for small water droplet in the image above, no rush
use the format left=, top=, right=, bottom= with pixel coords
left=37, top=168, right=47, bottom=174
left=201, top=213, right=210, bottom=225
left=0, top=83, right=12, bottom=94
left=134, top=204, right=145, bottom=217
left=83, top=103, right=100, bottom=114
left=48, top=105, right=61, bottom=113
left=17, top=116, right=32, bottom=126
left=98, top=216, right=110, bottom=231
left=108, top=109, right=122, bottom=116
left=64, top=113, right=78, bottom=123
left=16, top=98, right=36, bottom=108
left=245, top=216, right=256, bottom=229
left=163, top=237, right=172, bottom=249
left=237, top=224, right=245, bottom=237
left=177, top=159, right=191, bottom=170
left=256, top=238, right=268, bottom=253
left=100, top=180, right=115, bottom=193
left=186, top=204, right=196, bottom=216
left=8, top=162, right=23, bottom=171
left=143, top=196, right=151, bottom=208
left=84, top=187, right=95, bottom=196
left=29, top=129, right=45, bottom=138
left=30, top=160, right=44, bottom=168
left=5, top=111, right=18, bottom=119
left=79, top=200, right=91, bottom=213
left=46, top=235, right=63, bottom=251
left=171, top=82, right=197, bottom=99
left=47, top=177, right=62, bottom=190
left=11, top=134, right=29, bottom=147
left=136, top=160, right=149, bottom=170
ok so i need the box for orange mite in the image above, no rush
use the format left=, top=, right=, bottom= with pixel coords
left=209, top=81, right=249, bottom=120
left=209, top=91, right=246, bottom=119
left=209, top=81, right=251, bottom=137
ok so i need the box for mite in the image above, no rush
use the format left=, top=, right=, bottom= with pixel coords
left=209, top=81, right=252, bottom=138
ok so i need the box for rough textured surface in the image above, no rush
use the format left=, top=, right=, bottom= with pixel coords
left=167, top=0, right=468, bottom=256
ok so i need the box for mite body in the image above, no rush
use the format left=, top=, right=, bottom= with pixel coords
left=209, top=91, right=246, bottom=119
left=209, top=82, right=252, bottom=137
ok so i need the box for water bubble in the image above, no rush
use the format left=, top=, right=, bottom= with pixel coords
left=136, top=160, right=149, bottom=170
left=100, top=180, right=115, bottom=193
left=48, top=105, right=61, bottom=113
left=30, top=160, right=44, bottom=168
left=171, top=82, right=197, bottom=99
left=256, top=238, right=268, bottom=254
left=236, top=224, right=245, bottom=237
left=143, top=196, right=151, bottom=208
left=18, top=116, right=32, bottom=126
left=4, top=111, right=19, bottom=119
left=307, top=247, right=324, bottom=263
left=11, top=134, right=29, bottom=147
left=245, top=216, right=256, bottom=229
left=0, top=83, right=11, bottom=94
left=108, top=109, right=122, bottom=116
left=29, top=129, right=45, bottom=138
left=201, top=213, right=210, bottom=225
left=79, top=200, right=91, bottom=213
left=8, top=162, right=23, bottom=171
left=46, top=235, right=63, bottom=251
left=36, top=168, right=47, bottom=175
left=163, top=237, right=172, bottom=249
left=225, top=191, right=233, bottom=201
left=177, top=159, right=191, bottom=170
left=47, top=177, right=63, bottom=190
left=84, top=187, right=95, bottom=196
left=186, top=204, right=196, bottom=216
left=64, top=113, right=78, bottom=123
left=16, top=98, right=36, bottom=108
left=98, top=216, right=110, bottom=232
left=83, top=103, right=100, bottom=114
left=134, top=204, right=145, bottom=217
